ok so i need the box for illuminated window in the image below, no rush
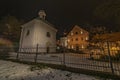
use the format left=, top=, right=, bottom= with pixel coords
left=86, top=37, right=88, bottom=40
left=46, top=32, right=51, bottom=37
left=26, top=30, right=30, bottom=36
left=81, top=31, right=83, bottom=34
left=71, top=32, right=73, bottom=35
left=72, top=45, right=74, bottom=49
left=67, top=39, right=70, bottom=42
left=82, top=45, right=84, bottom=49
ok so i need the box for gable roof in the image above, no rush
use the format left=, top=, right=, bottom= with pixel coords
left=22, top=17, right=57, bottom=31
left=36, top=17, right=57, bottom=30
left=65, top=25, right=89, bottom=35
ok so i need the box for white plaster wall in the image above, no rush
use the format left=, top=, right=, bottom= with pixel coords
left=60, top=37, right=68, bottom=47
left=33, top=19, right=57, bottom=52
left=19, top=20, right=35, bottom=52
left=19, top=19, right=57, bottom=53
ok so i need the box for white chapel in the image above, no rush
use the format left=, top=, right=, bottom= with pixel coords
left=19, top=10, right=57, bottom=52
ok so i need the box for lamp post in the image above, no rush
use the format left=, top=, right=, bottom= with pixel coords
left=106, top=41, right=114, bottom=74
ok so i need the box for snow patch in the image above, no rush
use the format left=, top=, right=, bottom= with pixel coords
left=0, top=60, right=110, bottom=80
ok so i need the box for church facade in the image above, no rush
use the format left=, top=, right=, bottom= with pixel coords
left=19, top=10, right=57, bottom=53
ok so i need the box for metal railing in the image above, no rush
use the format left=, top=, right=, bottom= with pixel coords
left=0, top=45, right=120, bottom=76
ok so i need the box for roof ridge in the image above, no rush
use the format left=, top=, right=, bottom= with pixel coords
left=36, top=17, right=57, bottom=30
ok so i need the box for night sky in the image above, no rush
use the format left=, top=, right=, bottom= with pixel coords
left=0, top=0, right=104, bottom=34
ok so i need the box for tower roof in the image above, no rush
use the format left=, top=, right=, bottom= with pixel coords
left=38, top=10, right=46, bottom=20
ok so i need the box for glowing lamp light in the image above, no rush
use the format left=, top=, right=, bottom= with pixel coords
left=111, top=47, right=120, bottom=50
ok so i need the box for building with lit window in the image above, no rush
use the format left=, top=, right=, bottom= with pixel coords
left=60, top=25, right=89, bottom=51
left=66, top=25, right=89, bottom=50
left=19, top=10, right=57, bottom=52
left=91, top=32, right=120, bottom=55
left=60, top=37, right=68, bottom=47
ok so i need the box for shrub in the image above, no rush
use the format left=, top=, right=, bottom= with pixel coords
left=0, top=38, right=13, bottom=59
left=99, top=55, right=109, bottom=61
left=112, top=52, right=120, bottom=61
left=99, top=52, right=120, bottom=62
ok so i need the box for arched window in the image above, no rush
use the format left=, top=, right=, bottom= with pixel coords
left=76, top=38, right=78, bottom=41
left=26, top=30, right=30, bottom=36
left=46, top=32, right=51, bottom=37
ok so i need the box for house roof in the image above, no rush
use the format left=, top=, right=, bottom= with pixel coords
left=65, top=25, right=89, bottom=36
left=92, top=32, right=120, bottom=42
left=22, top=17, right=57, bottom=31
left=36, top=17, right=57, bottom=30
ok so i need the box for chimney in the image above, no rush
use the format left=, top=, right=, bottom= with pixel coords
left=38, top=10, right=46, bottom=20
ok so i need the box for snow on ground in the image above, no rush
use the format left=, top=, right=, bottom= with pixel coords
left=0, top=60, right=109, bottom=80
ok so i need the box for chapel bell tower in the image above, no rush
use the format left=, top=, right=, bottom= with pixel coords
left=38, top=10, right=46, bottom=20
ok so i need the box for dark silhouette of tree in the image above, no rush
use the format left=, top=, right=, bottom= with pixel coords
left=89, top=26, right=108, bottom=42
left=0, top=15, right=23, bottom=42
left=94, top=0, right=120, bottom=31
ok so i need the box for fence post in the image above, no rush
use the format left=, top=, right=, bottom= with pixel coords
left=63, top=47, right=66, bottom=66
left=35, top=44, right=38, bottom=63
left=16, top=47, right=19, bottom=60
left=16, top=52, right=19, bottom=60
left=107, top=41, right=114, bottom=74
